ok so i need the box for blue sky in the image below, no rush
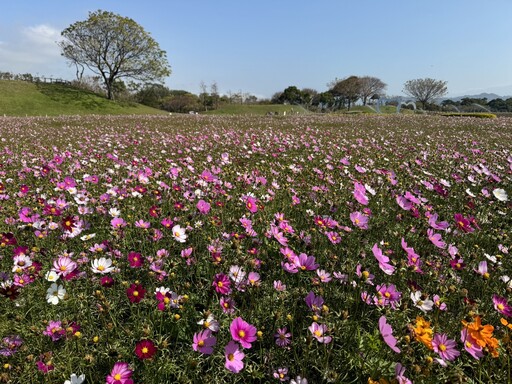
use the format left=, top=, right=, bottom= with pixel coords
left=1, top=1, right=511, bottom=99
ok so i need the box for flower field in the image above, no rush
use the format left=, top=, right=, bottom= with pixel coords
left=0, top=114, right=511, bottom=383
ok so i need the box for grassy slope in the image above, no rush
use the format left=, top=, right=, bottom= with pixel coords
left=203, top=104, right=310, bottom=115
left=0, top=80, right=166, bottom=116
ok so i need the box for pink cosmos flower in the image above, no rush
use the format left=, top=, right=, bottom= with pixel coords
left=460, top=329, right=484, bottom=360
left=224, top=341, right=244, bottom=373
left=432, top=333, right=460, bottom=362
left=110, top=217, right=127, bottom=229
left=428, top=212, right=449, bottom=230
left=245, top=196, right=258, bottom=213
left=427, top=229, right=446, bottom=249
left=43, top=320, right=65, bottom=342
left=350, top=211, right=369, bottom=229
left=308, top=322, right=332, bottom=344
left=52, top=256, right=77, bottom=277
left=106, top=362, right=133, bottom=384
left=379, top=316, right=400, bottom=353
left=220, top=296, right=236, bottom=314
left=192, top=329, right=217, bottom=355
left=372, top=243, right=395, bottom=275
left=353, top=182, right=369, bottom=205
left=230, top=317, right=257, bottom=349
left=134, top=219, right=151, bottom=229
left=325, top=231, right=341, bottom=244
left=196, top=199, right=211, bottom=214
left=396, top=195, right=413, bottom=210
left=293, top=253, right=319, bottom=271
left=395, top=363, right=412, bottom=384
left=492, top=295, right=512, bottom=317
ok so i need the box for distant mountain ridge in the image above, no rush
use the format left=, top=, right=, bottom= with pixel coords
left=444, top=93, right=511, bottom=102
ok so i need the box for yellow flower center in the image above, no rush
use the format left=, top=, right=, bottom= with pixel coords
left=217, top=281, right=223, bottom=288
left=498, top=304, right=505, bottom=311
left=362, top=271, right=369, bottom=279
left=238, top=330, right=245, bottom=338
left=439, top=344, right=447, bottom=352
left=228, top=353, right=234, bottom=361
left=142, top=347, right=148, bottom=354
left=60, top=265, right=67, bottom=271
left=314, top=330, right=322, bottom=337
left=97, top=265, right=105, bottom=271
left=114, top=374, right=121, bottom=380
left=133, top=291, right=139, bottom=297
left=198, top=340, right=204, bottom=347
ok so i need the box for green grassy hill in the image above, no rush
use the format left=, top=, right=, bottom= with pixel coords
left=203, top=104, right=310, bottom=115
left=0, top=80, right=166, bottom=116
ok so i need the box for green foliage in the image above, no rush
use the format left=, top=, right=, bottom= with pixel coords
left=60, top=10, right=171, bottom=100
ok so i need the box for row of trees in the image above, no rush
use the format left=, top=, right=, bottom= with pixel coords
left=272, top=77, right=449, bottom=111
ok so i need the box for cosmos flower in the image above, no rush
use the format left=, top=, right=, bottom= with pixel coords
left=106, top=362, right=133, bottom=384
left=135, top=339, right=157, bottom=360
left=171, top=224, right=187, bottom=243
left=378, top=316, right=400, bottom=353
left=192, top=329, right=217, bottom=355
left=492, top=295, right=512, bottom=317
left=126, top=283, right=146, bottom=303
left=91, top=257, right=115, bottom=274
left=46, top=283, right=66, bottom=305
left=230, top=317, right=257, bottom=349
left=308, top=322, right=332, bottom=344
left=492, top=188, right=508, bottom=202
left=432, top=333, right=460, bottom=362
left=224, top=340, right=245, bottom=373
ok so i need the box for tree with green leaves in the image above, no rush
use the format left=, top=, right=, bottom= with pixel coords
left=59, top=10, right=171, bottom=99
left=403, top=78, right=447, bottom=109
left=329, top=76, right=361, bottom=110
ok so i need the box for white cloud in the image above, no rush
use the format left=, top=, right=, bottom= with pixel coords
left=0, top=24, right=69, bottom=78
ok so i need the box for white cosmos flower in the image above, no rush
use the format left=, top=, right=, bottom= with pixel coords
left=172, top=224, right=187, bottom=243
left=45, top=271, right=60, bottom=282
left=109, top=208, right=121, bottom=217
left=493, top=188, right=508, bottom=202
left=410, top=291, right=434, bottom=313
left=466, top=189, right=476, bottom=197
left=46, top=283, right=66, bottom=305
left=80, top=233, right=96, bottom=241
left=91, top=257, right=114, bottom=274
left=64, top=373, right=85, bottom=384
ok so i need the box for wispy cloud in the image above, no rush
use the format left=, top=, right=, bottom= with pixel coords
left=0, top=24, right=69, bottom=77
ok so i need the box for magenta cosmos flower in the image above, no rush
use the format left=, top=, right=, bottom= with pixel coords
left=224, top=340, right=245, bottom=373
left=192, top=329, right=217, bottom=355
left=432, top=333, right=460, bottom=362
left=492, top=295, right=512, bottom=317
left=230, top=317, right=257, bottom=348
left=212, top=273, right=231, bottom=295
left=106, top=362, right=133, bottom=384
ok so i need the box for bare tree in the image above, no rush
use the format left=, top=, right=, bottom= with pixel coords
left=359, top=76, right=386, bottom=105
left=403, top=78, right=448, bottom=109
left=210, top=81, right=219, bottom=109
